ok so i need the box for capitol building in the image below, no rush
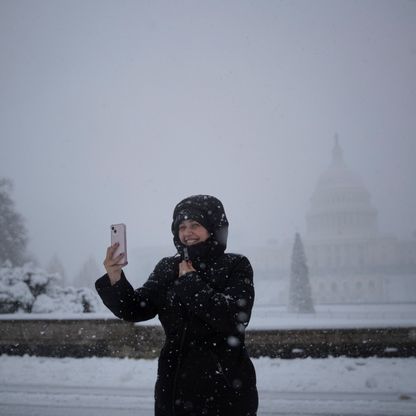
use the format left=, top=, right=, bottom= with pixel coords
left=131, top=139, right=416, bottom=305
left=251, top=138, right=416, bottom=304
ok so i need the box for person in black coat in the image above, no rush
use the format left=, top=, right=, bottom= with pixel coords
left=96, top=195, right=258, bottom=416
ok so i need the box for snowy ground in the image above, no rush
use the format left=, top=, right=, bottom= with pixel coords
left=1, top=304, right=416, bottom=414
left=1, top=354, right=416, bottom=416
left=3, top=303, right=416, bottom=330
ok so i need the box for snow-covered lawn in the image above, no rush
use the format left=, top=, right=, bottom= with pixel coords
left=1, top=354, right=416, bottom=415
left=1, top=303, right=416, bottom=413
left=3, top=303, right=416, bottom=330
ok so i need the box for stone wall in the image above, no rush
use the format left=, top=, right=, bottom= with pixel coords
left=1, top=319, right=415, bottom=359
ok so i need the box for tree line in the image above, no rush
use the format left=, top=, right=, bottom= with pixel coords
left=0, top=177, right=102, bottom=313
left=1, top=176, right=315, bottom=313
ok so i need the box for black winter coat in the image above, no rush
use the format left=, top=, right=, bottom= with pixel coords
left=96, top=252, right=258, bottom=416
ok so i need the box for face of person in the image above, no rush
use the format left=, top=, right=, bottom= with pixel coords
left=178, top=219, right=210, bottom=246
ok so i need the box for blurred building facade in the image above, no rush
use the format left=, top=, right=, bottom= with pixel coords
left=130, top=140, right=416, bottom=304
left=303, top=138, right=416, bottom=303
left=250, top=138, right=416, bottom=304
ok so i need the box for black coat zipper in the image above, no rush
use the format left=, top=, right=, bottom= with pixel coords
left=171, top=321, right=188, bottom=416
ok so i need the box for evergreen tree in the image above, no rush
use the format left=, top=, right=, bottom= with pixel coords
left=74, top=255, right=100, bottom=288
left=288, top=232, right=315, bottom=313
left=0, top=178, right=28, bottom=266
left=46, top=253, right=67, bottom=286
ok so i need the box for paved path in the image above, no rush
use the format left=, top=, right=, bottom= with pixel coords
left=1, top=384, right=415, bottom=415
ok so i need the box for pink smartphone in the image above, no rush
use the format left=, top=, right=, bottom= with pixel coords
left=111, top=223, right=127, bottom=265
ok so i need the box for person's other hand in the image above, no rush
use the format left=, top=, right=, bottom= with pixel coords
left=178, top=260, right=196, bottom=277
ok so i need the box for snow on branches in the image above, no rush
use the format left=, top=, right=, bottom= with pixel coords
left=0, top=262, right=102, bottom=314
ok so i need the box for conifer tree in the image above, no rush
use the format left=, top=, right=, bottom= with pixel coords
left=0, top=178, right=28, bottom=266
left=74, top=255, right=100, bottom=288
left=46, top=254, right=67, bottom=286
left=288, top=232, right=315, bottom=313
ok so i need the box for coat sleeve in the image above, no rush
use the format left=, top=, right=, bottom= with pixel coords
left=95, top=258, right=169, bottom=322
left=173, top=255, right=254, bottom=335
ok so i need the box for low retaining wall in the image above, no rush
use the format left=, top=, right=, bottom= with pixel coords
left=1, top=319, right=416, bottom=359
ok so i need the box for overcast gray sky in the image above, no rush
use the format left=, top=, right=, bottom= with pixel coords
left=1, top=0, right=415, bottom=280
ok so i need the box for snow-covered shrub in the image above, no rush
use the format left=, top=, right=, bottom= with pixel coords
left=22, top=265, right=61, bottom=298
left=0, top=261, right=35, bottom=312
left=0, top=280, right=34, bottom=313
left=0, top=262, right=103, bottom=314
left=31, top=286, right=103, bottom=313
left=77, top=287, right=102, bottom=312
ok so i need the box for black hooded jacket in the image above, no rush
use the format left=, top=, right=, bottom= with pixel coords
left=96, top=195, right=258, bottom=416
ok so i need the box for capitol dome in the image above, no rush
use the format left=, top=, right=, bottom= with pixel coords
left=306, top=137, right=378, bottom=240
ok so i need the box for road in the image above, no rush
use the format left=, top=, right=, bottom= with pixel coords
left=1, top=384, right=415, bottom=416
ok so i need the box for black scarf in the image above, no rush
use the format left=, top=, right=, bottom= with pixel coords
left=176, top=237, right=225, bottom=264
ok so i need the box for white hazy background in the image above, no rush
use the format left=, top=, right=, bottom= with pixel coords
left=1, top=0, right=415, bottom=282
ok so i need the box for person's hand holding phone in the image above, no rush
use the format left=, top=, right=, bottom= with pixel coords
left=104, top=223, right=128, bottom=285
left=104, top=243, right=127, bottom=285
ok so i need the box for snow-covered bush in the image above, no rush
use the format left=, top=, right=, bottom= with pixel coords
left=0, top=261, right=35, bottom=313
left=0, top=262, right=103, bottom=314
left=31, top=287, right=103, bottom=313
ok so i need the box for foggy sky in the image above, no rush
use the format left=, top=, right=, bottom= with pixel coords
left=1, top=0, right=415, bottom=280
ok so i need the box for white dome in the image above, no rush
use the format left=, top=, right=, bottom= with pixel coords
left=306, top=138, right=378, bottom=240
left=317, top=163, right=364, bottom=190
